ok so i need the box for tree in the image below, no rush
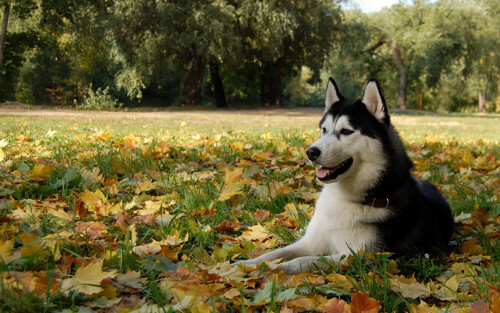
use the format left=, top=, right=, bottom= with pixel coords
left=464, top=0, right=500, bottom=112
left=111, top=0, right=242, bottom=107
left=0, top=0, right=37, bottom=100
left=334, top=0, right=484, bottom=110
left=237, top=0, right=341, bottom=107
left=0, top=2, right=11, bottom=73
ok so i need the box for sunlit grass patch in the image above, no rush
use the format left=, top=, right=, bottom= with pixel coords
left=0, top=111, right=498, bottom=312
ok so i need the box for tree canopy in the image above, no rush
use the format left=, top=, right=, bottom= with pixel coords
left=0, top=0, right=498, bottom=112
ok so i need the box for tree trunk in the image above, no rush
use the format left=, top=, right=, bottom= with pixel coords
left=391, top=38, right=407, bottom=109
left=0, top=3, right=11, bottom=73
left=478, top=89, right=487, bottom=113
left=417, top=85, right=423, bottom=110
left=181, top=58, right=206, bottom=106
left=260, top=58, right=283, bottom=107
left=208, top=60, right=227, bottom=108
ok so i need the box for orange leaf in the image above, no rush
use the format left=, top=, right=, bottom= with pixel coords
left=319, top=298, right=351, bottom=313
left=349, top=292, right=380, bottom=313
left=488, top=283, right=500, bottom=313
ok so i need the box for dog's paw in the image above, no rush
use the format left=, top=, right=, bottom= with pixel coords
left=231, top=259, right=258, bottom=268
left=280, top=259, right=306, bottom=275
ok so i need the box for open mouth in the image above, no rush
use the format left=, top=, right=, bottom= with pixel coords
left=316, top=158, right=353, bottom=181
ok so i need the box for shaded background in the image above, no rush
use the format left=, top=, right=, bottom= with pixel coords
left=0, top=0, right=498, bottom=112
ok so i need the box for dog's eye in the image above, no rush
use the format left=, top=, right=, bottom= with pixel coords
left=321, top=127, right=326, bottom=134
left=340, top=128, right=354, bottom=136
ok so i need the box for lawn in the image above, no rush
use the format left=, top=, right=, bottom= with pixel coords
left=0, top=109, right=499, bottom=312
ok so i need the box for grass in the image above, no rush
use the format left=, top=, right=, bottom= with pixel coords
left=0, top=109, right=499, bottom=312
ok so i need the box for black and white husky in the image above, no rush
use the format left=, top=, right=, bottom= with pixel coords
left=236, top=78, right=454, bottom=274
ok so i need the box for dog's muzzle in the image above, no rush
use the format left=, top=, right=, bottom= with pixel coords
left=307, top=146, right=321, bottom=162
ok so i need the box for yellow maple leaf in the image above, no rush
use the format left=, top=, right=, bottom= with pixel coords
left=224, top=167, right=243, bottom=185
left=409, top=300, right=441, bottom=313
left=18, top=233, right=40, bottom=257
left=61, top=260, right=117, bottom=296
left=0, top=147, right=5, bottom=162
left=231, top=142, right=244, bottom=153
left=79, top=189, right=107, bottom=213
left=123, top=134, right=137, bottom=146
left=96, top=131, right=111, bottom=141
left=239, top=224, right=272, bottom=242
left=0, top=240, right=21, bottom=263
left=29, top=164, right=55, bottom=181
left=218, top=183, right=243, bottom=201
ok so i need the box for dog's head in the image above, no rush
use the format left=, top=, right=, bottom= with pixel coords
left=307, top=78, right=390, bottom=186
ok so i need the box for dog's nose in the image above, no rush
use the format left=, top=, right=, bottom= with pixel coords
left=307, top=146, right=321, bottom=161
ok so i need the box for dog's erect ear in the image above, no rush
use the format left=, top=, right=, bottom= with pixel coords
left=325, top=77, right=343, bottom=112
left=362, top=79, right=389, bottom=122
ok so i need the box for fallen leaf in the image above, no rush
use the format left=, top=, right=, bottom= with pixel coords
left=75, top=221, right=108, bottom=240
left=30, top=164, right=55, bottom=181
left=471, top=300, right=489, bottom=313
left=61, top=260, right=117, bottom=296
left=319, top=298, right=351, bottom=313
left=239, top=224, right=272, bottom=242
left=218, top=182, right=244, bottom=201
left=349, top=292, right=380, bottom=313
left=0, top=240, right=21, bottom=263
left=389, top=275, right=432, bottom=298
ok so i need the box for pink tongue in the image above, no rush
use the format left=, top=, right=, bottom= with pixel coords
left=316, top=168, right=330, bottom=178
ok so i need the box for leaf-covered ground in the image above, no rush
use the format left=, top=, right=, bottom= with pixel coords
left=0, top=111, right=499, bottom=313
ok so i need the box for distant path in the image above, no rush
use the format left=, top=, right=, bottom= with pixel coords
left=1, top=103, right=498, bottom=118
left=0, top=104, right=324, bottom=118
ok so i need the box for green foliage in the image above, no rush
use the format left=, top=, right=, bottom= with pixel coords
left=1, top=0, right=499, bottom=111
left=75, top=84, right=123, bottom=110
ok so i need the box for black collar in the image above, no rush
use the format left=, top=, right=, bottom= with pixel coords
left=362, top=196, right=390, bottom=208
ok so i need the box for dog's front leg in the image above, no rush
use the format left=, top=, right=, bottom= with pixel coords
left=280, top=254, right=343, bottom=274
left=233, top=240, right=309, bottom=267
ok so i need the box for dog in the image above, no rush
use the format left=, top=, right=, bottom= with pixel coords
left=234, top=78, right=454, bottom=274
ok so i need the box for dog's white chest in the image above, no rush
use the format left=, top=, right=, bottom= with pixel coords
left=301, top=185, right=390, bottom=256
